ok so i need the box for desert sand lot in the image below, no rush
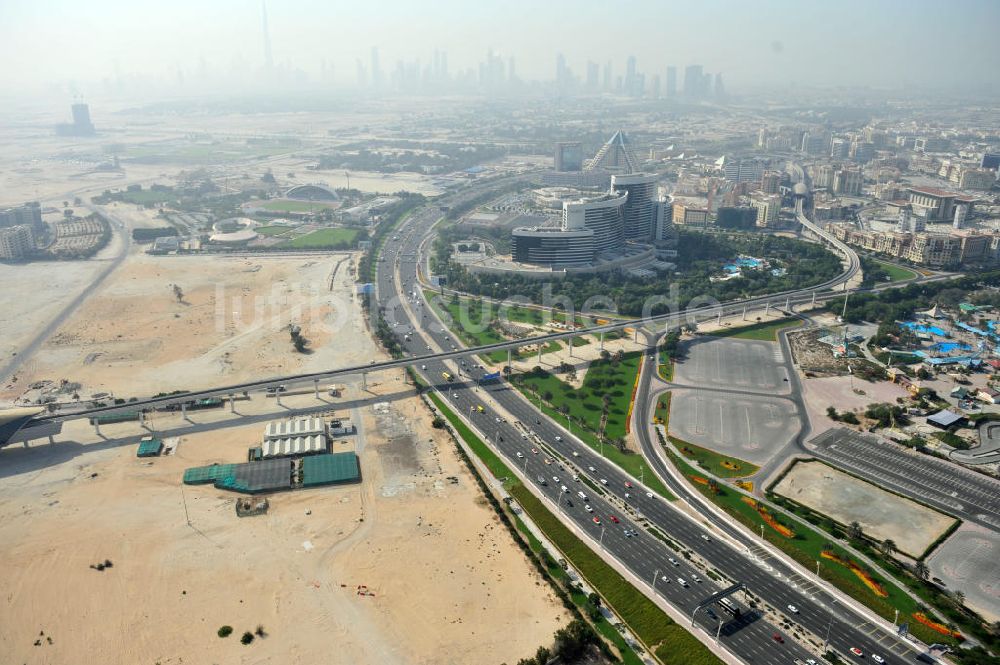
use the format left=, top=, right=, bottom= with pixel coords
left=0, top=385, right=568, bottom=664
left=3, top=250, right=369, bottom=404
left=773, top=460, right=957, bottom=557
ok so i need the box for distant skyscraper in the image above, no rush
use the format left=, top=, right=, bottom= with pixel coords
left=602, top=61, right=612, bottom=91
left=651, top=74, right=661, bottom=99
left=356, top=59, right=367, bottom=87
left=714, top=73, right=725, bottom=99
left=370, top=47, right=382, bottom=88
left=683, top=64, right=703, bottom=97
left=625, top=55, right=637, bottom=97
left=666, top=66, right=677, bottom=97
left=261, top=0, right=273, bottom=71
left=71, top=103, right=94, bottom=133
left=556, top=53, right=568, bottom=88
left=586, top=61, right=599, bottom=90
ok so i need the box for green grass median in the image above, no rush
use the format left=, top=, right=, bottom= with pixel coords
left=707, top=318, right=800, bottom=341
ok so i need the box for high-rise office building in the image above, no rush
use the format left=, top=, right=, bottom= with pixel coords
left=56, top=103, right=95, bottom=136
left=953, top=204, right=969, bottom=230
left=723, top=157, right=766, bottom=183
left=554, top=142, right=583, bottom=172
left=714, top=73, right=725, bottom=99
left=814, top=165, right=835, bottom=189
left=833, top=168, right=863, bottom=196
left=760, top=171, right=781, bottom=194
left=625, top=56, right=637, bottom=96
left=666, top=66, right=677, bottom=97
left=562, top=193, right=627, bottom=252
left=800, top=131, right=828, bottom=155
left=602, top=60, right=612, bottom=91
left=751, top=194, right=781, bottom=228
left=981, top=153, right=1000, bottom=170
left=683, top=65, right=703, bottom=97
left=830, top=137, right=850, bottom=159
left=612, top=173, right=658, bottom=241
left=370, top=47, right=382, bottom=88
left=586, top=61, right=599, bottom=89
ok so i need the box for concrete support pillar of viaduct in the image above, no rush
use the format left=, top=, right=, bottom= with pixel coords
left=765, top=302, right=770, bottom=318
left=181, top=402, right=187, bottom=420
left=785, top=295, right=790, bottom=310
left=93, top=420, right=101, bottom=436
left=568, top=337, right=573, bottom=357
left=314, top=378, right=319, bottom=399
left=229, top=395, right=235, bottom=412
left=361, top=373, right=367, bottom=391
left=742, top=304, right=748, bottom=321
left=717, top=309, right=722, bottom=325
left=537, top=344, right=542, bottom=364
left=507, top=348, right=512, bottom=370
left=599, top=332, right=604, bottom=351
left=812, top=291, right=817, bottom=306
left=633, top=327, right=638, bottom=342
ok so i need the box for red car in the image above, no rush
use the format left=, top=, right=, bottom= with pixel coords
left=592, top=516, right=601, bottom=525
left=772, top=633, right=784, bottom=644
left=609, top=515, right=620, bottom=523
left=849, top=648, right=863, bottom=657
left=625, top=481, right=633, bottom=488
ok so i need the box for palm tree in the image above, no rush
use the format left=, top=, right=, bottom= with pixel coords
left=880, top=539, right=897, bottom=558
left=953, top=590, right=966, bottom=608
left=913, top=561, right=929, bottom=581
left=848, top=521, right=864, bottom=541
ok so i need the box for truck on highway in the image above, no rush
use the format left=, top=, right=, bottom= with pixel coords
left=442, top=371, right=453, bottom=382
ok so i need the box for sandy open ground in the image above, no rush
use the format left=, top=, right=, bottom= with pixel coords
left=0, top=380, right=568, bottom=664
left=3, top=250, right=369, bottom=404
left=799, top=375, right=909, bottom=438
left=772, top=460, right=957, bottom=557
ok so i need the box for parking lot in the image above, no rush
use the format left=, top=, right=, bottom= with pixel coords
left=926, top=523, right=1000, bottom=623
left=810, top=428, right=1000, bottom=531
left=669, top=390, right=800, bottom=466
left=673, top=337, right=790, bottom=395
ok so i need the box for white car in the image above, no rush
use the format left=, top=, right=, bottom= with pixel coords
left=573, top=475, right=580, bottom=482
left=677, top=578, right=689, bottom=587
left=668, top=557, right=679, bottom=566
left=700, top=534, right=711, bottom=542
left=600, top=478, right=608, bottom=485
left=588, top=466, right=596, bottom=472
left=552, top=476, right=560, bottom=483
left=660, top=575, right=670, bottom=583
left=787, top=604, right=799, bottom=614
left=584, top=504, right=594, bottom=513
left=421, top=364, right=426, bottom=370
left=646, top=492, right=654, bottom=498
left=495, top=417, right=501, bottom=423
left=871, top=656, right=885, bottom=664
left=555, top=435, right=562, bottom=441
left=572, top=451, right=579, bottom=457
left=516, top=452, right=524, bottom=459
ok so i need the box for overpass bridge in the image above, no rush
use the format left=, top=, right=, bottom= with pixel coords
left=6, top=182, right=860, bottom=439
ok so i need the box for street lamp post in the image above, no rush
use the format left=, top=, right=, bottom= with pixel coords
left=652, top=568, right=659, bottom=591
left=599, top=526, right=606, bottom=550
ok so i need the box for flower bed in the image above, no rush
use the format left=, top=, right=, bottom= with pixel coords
left=742, top=497, right=795, bottom=538
left=821, top=550, right=888, bottom=597
left=913, top=612, right=963, bottom=640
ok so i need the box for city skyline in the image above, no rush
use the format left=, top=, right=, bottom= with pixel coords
left=1, top=0, right=998, bottom=98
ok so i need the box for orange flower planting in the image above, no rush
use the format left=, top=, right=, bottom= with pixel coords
left=821, top=550, right=888, bottom=597
left=913, top=613, right=963, bottom=640
left=691, top=475, right=709, bottom=486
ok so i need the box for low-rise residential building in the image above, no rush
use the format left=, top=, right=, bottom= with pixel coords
left=828, top=223, right=993, bottom=268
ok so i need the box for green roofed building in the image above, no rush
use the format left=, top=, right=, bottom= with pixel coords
left=302, top=452, right=360, bottom=487
left=183, top=464, right=238, bottom=485
left=136, top=437, right=163, bottom=458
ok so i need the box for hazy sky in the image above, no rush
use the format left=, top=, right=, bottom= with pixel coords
left=2, top=0, right=998, bottom=95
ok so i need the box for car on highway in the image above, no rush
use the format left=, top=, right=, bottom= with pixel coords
left=787, top=604, right=798, bottom=614
left=592, top=516, right=601, bottom=525
left=560, top=485, right=568, bottom=493
left=565, top=498, right=573, bottom=507
left=600, top=478, right=608, bottom=485
left=609, top=515, right=620, bottom=523
left=646, top=492, right=654, bottom=498
left=536, top=475, right=547, bottom=485
left=660, top=575, right=670, bottom=583
left=531, top=447, right=539, bottom=454
left=420, top=364, right=426, bottom=370
left=668, top=557, right=679, bottom=566
left=625, top=481, right=633, bottom=488
left=871, top=656, right=885, bottom=664
left=588, top=466, right=596, bottom=472
left=700, top=534, right=711, bottom=542
left=516, top=452, right=524, bottom=459
left=584, top=504, right=593, bottom=513
left=849, top=648, right=863, bottom=657
left=691, top=573, right=702, bottom=583
left=452, top=393, right=458, bottom=399
left=677, top=578, right=689, bottom=587
left=475, top=405, right=484, bottom=412
left=573, top=474, right=580, bottom=482
left=772, top=633, right=784, bottom=644
left=552, top=476, right=560, bottom=483
left=543, top=458, right=552, bottom=465
left=555, top=435, right=562, bottom=441
left=572, top=451, right=579, bottom=457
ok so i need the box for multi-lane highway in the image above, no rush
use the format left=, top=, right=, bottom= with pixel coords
left=374, top=200, right=928, bottom=663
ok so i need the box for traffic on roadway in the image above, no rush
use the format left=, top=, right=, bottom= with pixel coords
left=375, top=195, right=922, bottom=664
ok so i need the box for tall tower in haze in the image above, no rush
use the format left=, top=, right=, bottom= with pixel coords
left=261, top=0, right=273, bottom=71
